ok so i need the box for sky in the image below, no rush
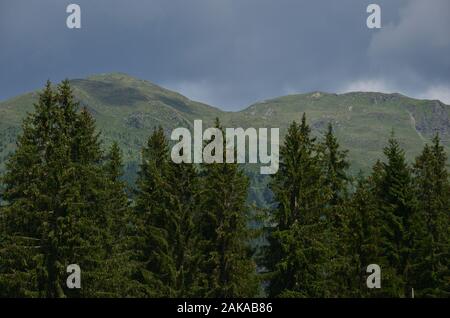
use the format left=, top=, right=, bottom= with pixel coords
left=0, top=0, right=449, bottom=110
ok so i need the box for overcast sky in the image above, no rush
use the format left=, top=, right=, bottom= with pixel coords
left=1, top=0, right=449, bottom=110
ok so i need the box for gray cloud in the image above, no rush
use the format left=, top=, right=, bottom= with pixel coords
left=0, top=0, right=448, bottom=109
left=343, top=0, right=450, bottom=102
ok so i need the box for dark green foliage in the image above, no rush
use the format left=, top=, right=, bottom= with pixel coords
left=346, top=170, right=384, bottom=297
left=410, top=135, right=450, bottom=297
left=133, top=127, right=203, bottom=297
left=318, top=123, right=353, bottom=297
left=0, top=81, right=114, bottom=297
left=101, top=142, right=139, bottom=296
left=264, top=115, right=334, bottom=297
left=196, top=119, right=259, bottom=298
left=133, top=127, right=177, bottom=296
left=375, top=135, right=417, bottom=297
left=320, top=123, right=350, bottom=208
left=170, top=161, right=203, bottom=297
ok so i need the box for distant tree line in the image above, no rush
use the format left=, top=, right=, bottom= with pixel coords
left=0, top=81, right=448, bottom=297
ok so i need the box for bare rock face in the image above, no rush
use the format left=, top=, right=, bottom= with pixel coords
left=407, top=100, right=450, bottom=140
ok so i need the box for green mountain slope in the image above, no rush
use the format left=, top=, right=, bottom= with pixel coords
left=0, top=73, right=222, bottom=174
left=1, top=73, right=449, bottom=205
left=238, top=91, right=450, bottom=172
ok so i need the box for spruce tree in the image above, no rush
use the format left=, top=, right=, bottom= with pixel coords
left=346, top=170, right=384, bottom=297
left=101, top=142, right=138, bottom=296
left=318, top=123, right=352, bottom=297
left=263, top=115, right=333, bottom=297
left=411, top=135, right=450, bottom=297
left=133, top=127, right=176, bottom=297
left=104, top=142, right=130, bottom=240
left=376, top=135, right=417, bottom=297
left=320, top=123, right=350, bottom=209
left=170, top=160, right=202, bottom=297
left=0, top=80, right=115, bottom=297
left=196, top=118, right=258, bottom=297
left=0, top=81, right=55, bottom=297
left=133, top=127, right=202, bottom=297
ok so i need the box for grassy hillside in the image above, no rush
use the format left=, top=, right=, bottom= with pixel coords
left=238, top=91, right=450, bottom=173
left=1, top=73, right=449, bottom=205
left=0, top=73, right=222, bottom=177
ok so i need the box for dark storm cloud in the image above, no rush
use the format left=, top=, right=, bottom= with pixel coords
left=0, top=0, right=449, bottom=110
left=365, top=0, right=450, bottom=102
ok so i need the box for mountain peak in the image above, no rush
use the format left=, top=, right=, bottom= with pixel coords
left=85, top=72, right=150, bottom=85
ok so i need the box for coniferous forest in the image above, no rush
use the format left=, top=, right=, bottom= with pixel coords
left=0, top=81, right=448, bottom=298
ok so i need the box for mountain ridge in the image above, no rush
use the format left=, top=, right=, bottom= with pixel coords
left=1, top=73, right=449, bottom=196
left=1, top=73, right=448, bottom=113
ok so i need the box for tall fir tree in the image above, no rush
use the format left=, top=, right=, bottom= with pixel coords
left=0, top=80, right=116, bottom=297
left=263, top=115, right=333, bottom=297
left=134, top=127, right=177, bottom=297
left=346, top=169, right=384, bottom=297
left=411, top=135, right=450, bottom=297
left=320, top=123, right=350, bottom=209
left=318, top=123, right=352, bottom=297
left=101, top=142, right=139, bottom=296
left=375, top=135, right=417, bottom=297
left=104, top=142, right=130, bottom=241
left=170, top=159, right=202, bottom=297
left=196, top=118, right=258, bottom=297
left=133, top=127, right=202, bottom=297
